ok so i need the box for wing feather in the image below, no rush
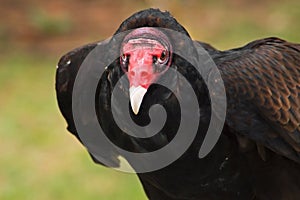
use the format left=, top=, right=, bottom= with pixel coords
left=214, top=37, right=300, bottom=162
left=55, top=41, right=123, bottom=166
left=55, top=42, right=98, bottom=137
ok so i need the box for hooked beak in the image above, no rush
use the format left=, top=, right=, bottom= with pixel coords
left=129, top=85, right=147, bottom=115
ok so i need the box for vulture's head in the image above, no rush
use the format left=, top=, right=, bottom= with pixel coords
left=120, top=27, right=172, bottom=114
left=112, top=8, right=194, bottom=115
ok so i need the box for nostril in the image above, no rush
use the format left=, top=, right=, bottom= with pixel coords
left=141, top=71, right=148, bottom=77
left=129, top=71, right=135, bottom=76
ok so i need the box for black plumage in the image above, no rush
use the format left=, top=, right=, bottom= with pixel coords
left=56, top=8, right=300, bottom=200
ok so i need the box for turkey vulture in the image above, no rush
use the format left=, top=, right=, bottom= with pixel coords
left=56, top=8, right=300, bottom=200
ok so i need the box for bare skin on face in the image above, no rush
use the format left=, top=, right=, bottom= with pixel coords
left=122, top=39, right=166, bottom=88
left=120, top=28, right=172, bottom=114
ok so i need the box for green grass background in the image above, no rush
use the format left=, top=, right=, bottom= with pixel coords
left=0, top=0, right=299, bottom=199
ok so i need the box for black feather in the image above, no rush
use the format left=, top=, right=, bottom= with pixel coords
left=56, top=9, right=300, bottom=200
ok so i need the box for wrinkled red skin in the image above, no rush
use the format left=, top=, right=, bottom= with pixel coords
left=122, top=40, right=167, bottom=89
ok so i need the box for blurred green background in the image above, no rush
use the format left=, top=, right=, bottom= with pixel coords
left=0, top=0, right=299, bottom=199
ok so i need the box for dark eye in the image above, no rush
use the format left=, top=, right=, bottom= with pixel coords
left=153, top=51, right=169, bottom=65
left=153, top=50, right=170, bottom=73
left=157, top=50, right=168, bottom=65
left=120, top=53, right=129, bottom=71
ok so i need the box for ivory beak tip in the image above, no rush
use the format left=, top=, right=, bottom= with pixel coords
left=129, top=86, right=147, bottom=115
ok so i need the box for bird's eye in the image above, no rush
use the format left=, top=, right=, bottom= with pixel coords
left=120, top=53, right=129, bottom=72
left=153, top=50, right=169, bottom=73
left=121, top=54, right=127, bottom=61
left=153, top=50, right=169, bottom=65
left=157, top=50, right=168, bottom=64
left=155, top=51, right=168, bottom=65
